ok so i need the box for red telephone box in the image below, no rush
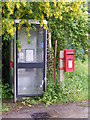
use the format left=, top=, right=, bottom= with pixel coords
left=64, top=49, right=74, bottom=72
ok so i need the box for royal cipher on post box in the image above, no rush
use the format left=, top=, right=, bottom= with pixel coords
left=64, top=49, right=74, bottom=72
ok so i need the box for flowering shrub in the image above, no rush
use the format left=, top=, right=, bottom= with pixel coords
left=2, top=1, right=88, bottom=54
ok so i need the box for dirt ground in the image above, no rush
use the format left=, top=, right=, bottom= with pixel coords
left=2, top=101, right=88, bottom=119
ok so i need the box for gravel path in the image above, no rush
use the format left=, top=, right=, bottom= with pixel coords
left=2, top=101, right=88, bottom=119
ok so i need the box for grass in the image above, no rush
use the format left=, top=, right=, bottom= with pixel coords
left=64, top=58, right=88, bottom=102
left=40, top=58, right=88, bottom=106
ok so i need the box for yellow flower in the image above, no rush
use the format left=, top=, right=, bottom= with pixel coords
left=77, top=14, right=80, bottom=19
left=26, top=27, right=30, bottom=32
left=25, top=19, right=27, bottom=23
left=55, top=12, right=59, bottom=19
left=27, top=33, right=31, bottom=37
left=7, top=29, right=9, bottom=33
left=40, top=21, right=44, bottom=27
left=3, top=10, right=5, bottom=14
left=44, top=24, right=48, bottom=30
left=59, top=11, right=62, bottom=15
left=80, top=5, right=83, bottom=9
left=41, top=14, right=44, bottom=20
left=46, top=2, right=49, bottom=7
left=34, top=16, right=37, bottom=20
left=59, top=16, right=62, bottom=21
left=2, top=30, right=4, bottom=35
left=8, top=0, right=13, bottom=2
left=2, top=19, right=5, bottom=23
left=39, top=6, right=41, bottom=11
left=54, top=2, right=56, bottom=8
left=18, top=48, right=21, bottom=53
left=9, top=9, right=14, bottom=15
left=21, top=20, right=24, bottom=24
left=11, top=32, right=14, bottom=37
left=79, top=0, right=82, bottom=4
left=22, top=2, right=26, bottom=7
left=62, top=1, right=65, bottom=5
left=11, top=21, right=14, bottom=25
left=18, top=26, right=20, bottom=30
left=50, top=13, right=52, bottom=17
left=28, top=10, right=32, bottom=14
left=3, top=25, right=5, bottom=29
left=83, top=0, right=86, bottom=4
left=6, top=3, right=9, bottom=9
left=10, top=28, right=13, bottom=32
left=16, top=3, right=20, bottom=9
left=47, top=10, right=50, bottom=17
left=71, top=17, right=73, bottom=21
left=65, top=8, right=69, bottom=12
left=14, top=27, right=16, bottom=32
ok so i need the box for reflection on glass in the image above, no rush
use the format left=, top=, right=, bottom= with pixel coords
left=18, top=49, right=25, bottom=62
left=18, top=68, right=43, bottom=95
left=18, top=27, right=43, bottom=63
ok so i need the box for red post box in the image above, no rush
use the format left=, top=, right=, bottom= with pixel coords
left=64, top=49, right=74, bottom=72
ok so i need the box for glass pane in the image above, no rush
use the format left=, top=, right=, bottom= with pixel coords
left=18, top=27, right=43, bottom=63
left=37, top=27, right=44, bottom=62
left=18, top=68, right=43, bottom=95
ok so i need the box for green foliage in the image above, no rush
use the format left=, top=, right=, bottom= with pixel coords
left=2, top=103, right=9, bottom=112
left=2, top=83, right=13, bottom=100
left=22, top=97, right=39, bottom=106
left=40, top=58, right=88, bottom=106
left=2, top=2, right=88, bottom=55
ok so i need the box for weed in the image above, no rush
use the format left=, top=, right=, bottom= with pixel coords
left=2, top=103, right=9, bottom=112
left=39, top=58, right=88, bottom=106
left=2, top=83, right=13, bottom=100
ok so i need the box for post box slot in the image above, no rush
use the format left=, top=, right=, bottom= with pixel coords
left=66, top=54, right=74, bottom=55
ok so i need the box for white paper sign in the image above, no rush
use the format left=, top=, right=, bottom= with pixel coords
left=68, top=60, right=72, bottom=68
left=26, top=50, right=33, bottom=62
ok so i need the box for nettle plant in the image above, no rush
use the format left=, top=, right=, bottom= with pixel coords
left=2, top=1, right=88, bottom=56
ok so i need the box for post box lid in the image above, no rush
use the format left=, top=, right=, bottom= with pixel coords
left=64, top=49, right=74, bottom=55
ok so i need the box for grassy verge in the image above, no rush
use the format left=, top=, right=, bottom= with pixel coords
left=2, top=58, right=88, bottom=109
left=40, top=58, right=88, bottom=106
left=64, top=58, right=88, bottom=102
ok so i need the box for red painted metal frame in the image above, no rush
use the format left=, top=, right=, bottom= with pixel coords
left=10, top=61, right=14, bottom=68
left=58, top=67, right=64, bottom=70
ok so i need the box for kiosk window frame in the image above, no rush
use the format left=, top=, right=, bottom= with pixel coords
left=16, top=24, right=46, bottom=97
